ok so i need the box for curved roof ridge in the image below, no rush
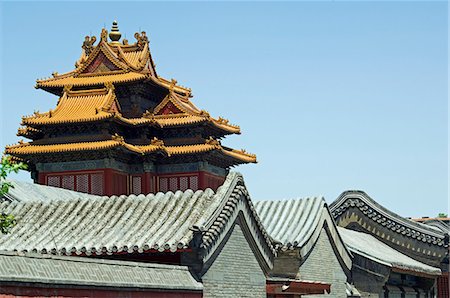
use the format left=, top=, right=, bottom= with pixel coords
left=254, top=196, right=352, bottom=271
left=330, top=190, right=446, bottom=238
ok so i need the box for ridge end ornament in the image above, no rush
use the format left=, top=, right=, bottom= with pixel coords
left=134, top=31, right=148, bottom=49
left=82, top=35, right=97, bottom=56
left=100, top=28, right=108, bottom=42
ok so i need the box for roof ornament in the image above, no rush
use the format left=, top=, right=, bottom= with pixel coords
left=200, top=110, right=210, bottom=118
left=143, top=110, right=155, bottom=120
left=109, top=21, right=122, bottom=44
left=217, top=117, right=229, bottom=125
left=100, top=28, right=108, bottom=42
left=63, top=85, right=72, bottom=94
left=82, top=35, right=97, bottom=56
left=112, top=133, right=125, bottom=144
left=134, top=31, right=148, bottom=50
left=206, top=137, right=220, bottom=147
left=104, top=82, right=115, bottom=91
left=150, top=137, right=164, bottom=147
left=169, top=79, right=177, bottom=92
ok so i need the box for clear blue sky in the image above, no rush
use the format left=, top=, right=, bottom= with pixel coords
left=0, top=1, right=447, bottom=217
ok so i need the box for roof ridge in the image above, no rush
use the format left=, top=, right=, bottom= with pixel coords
left=331, top=190, right=446, bottom=239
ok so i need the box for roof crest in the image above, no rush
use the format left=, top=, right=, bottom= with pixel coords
left=330, top=191, right=446, bottom=241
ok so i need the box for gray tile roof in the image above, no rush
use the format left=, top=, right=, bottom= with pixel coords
left=0, top=172, right=276, bottom=272
left=337, top=227, right=441, bottom=276
left=0, top=186, right=218, bottom=254
left=0, top=251, right=202, bottom=291
left=254, top=197, right=352, bottom=271
left=330, top=190, right=447, bottom=246
left=254, top=197, right=325, bottom=248
left=3, top=180, right=100, bottom=202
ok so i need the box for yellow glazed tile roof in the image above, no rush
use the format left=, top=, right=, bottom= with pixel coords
left=22, top=89, right=116, bottom=125
left=17, top=126, right=41, bottom=136
left=36, top=72, right=147, bottom=88
left=118, top=43, right=150, bottom=70
left=7, top=137, right=256, bottom=164
left=6, top=140, right=123, bottom=155
left=151, top=92, right=240, bottom=134
left=155, top=115, right=206, bottom=127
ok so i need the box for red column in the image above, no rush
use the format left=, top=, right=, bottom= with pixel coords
left=38, top=172, right=46, bottom=185
left=198, top=171, right=206, bottom=190
left=104, top=169, right=113, bottom=196
left=143, top=172, right=154, bottom=194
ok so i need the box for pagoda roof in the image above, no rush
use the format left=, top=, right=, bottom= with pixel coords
left=35, top=28, right=190, bottom=96
left=5, top=137, right=256, bottom=165
left=36, top=72, right=147, bottom=89
left=21, top=88, right=240, bottom=135
left=23, top=88, right=117, bottom=125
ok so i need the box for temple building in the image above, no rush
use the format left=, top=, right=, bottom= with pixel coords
left=5, top=21, right=255, bottom=196
left=2, top=21, right=448, bottom=298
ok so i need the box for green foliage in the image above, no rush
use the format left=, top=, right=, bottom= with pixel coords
left=438, top=213, right=448, bottom=218
left=0, top=155, right=27, bottom=234
left=0, top=213, right=16, bottom=234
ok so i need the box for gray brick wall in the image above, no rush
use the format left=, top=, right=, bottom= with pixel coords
left=202, top=223, right=266, bottom=298
left=300, top=228, right=348, bottom=298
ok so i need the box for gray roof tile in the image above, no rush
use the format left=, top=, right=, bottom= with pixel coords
left=0, top=188, right=218, bottom=254
left=254, top=197, right=352, bottom=271
left=3, top=180, right=100, bottom=202
left=338, top=227, right=441, bottom=276
left=0, top=172, right=276, bottom=272
left=0, top=251, right=202, bottom=291
left=254, top=197, right=324, bottom=248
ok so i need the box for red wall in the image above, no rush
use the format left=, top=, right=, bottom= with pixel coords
left=437, top=273, right=449, bottom=298
left=0, top=286, right=201, bottom=298
left=39, top=169, right=225, bottom=196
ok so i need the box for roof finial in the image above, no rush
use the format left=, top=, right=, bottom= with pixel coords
left=109, top=20, right=122, bottom=44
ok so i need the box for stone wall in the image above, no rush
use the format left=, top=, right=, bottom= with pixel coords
left=202, top=222, right=266, bottom=298
left=300, top=228, right=348, bottom=298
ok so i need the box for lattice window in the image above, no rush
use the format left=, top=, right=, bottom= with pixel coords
left=159, top=177, right=168, bottom=193
left=62, top=175, right=75, bottom=190
left=169, top=177, right=178, bottom=191
left=179, top=177, right=188, bottom=191
left=76, top=174, right=89, bottom=193
left=190, top=176, right=198, bottom=191
left=47, top=176, right=60, bottom=187
left=132, top=176, right=142, bottom=195
left=91, top=174, right=103, bottom=195
left=438, top=275, right=449, bottom=298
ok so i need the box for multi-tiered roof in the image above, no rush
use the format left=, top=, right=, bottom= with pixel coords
left=6, top=23, right=256, bottom=169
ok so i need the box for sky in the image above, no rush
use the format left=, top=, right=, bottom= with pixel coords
left=0, top=1, right=447, bottom=218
